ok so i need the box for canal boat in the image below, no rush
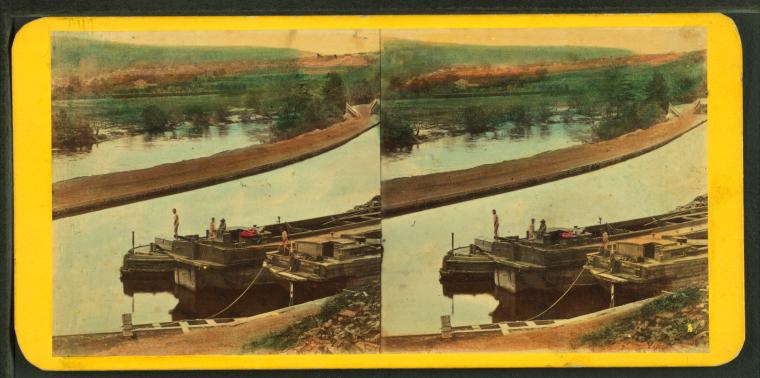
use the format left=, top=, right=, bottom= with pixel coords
left=439, top=246, right=496, bottom=281
left=120, top=244, right=175, bottom=278
left=585, top=226, right=708, bottom=297
left=265, top=226, right=382, bottom=294
left=440, top=206, right=707, bottom=294
left=120, top=197, right=382, bottom=292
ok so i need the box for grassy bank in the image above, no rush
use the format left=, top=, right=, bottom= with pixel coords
left=578, top=288, right=708, bottom=347
left=243, top=282, right=380, bottom=354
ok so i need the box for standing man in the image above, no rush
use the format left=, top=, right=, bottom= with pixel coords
left=492, top=209, right=500, bottom=239
left=209, top=217, right=217, bottom=239
left=172, top=208, right=180, bottom=238
left=537, top=219, right=547, bottom=241
left=281, top=226, right=290, bottom=253
left=528, top=218, right=536, bottom=240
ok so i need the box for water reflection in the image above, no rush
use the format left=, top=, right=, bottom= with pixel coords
left=120, top=274, right=343, bottom=322
left=53, top=121, right=271, bottom=182
left=381, top=125, right=706, bottom=336
left=382, top=120, right=592, bottom=180
left=440, top=281, right=644, bottom=325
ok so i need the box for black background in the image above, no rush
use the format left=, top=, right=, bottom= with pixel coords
left=1, top=1, right=758, bottom=377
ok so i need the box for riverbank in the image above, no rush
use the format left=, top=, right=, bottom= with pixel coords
left=382, top=289, right=708, bottom=354
left=54, top=294, right=338, bottom=356
left=382, top=101, right=706, bottom=217
left=53, top=282, right=381, bottom=356
left=52, top=104, right=377, bottom=219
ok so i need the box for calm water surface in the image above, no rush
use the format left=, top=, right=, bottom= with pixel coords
left=381, top=124, right=707, bottom=336
left=53, top=120, right=271, bottom=182
left=53, top=128, right=380, bottom=336
left=382, top=119, right=591, bottom=179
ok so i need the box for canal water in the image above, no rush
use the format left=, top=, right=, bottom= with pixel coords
left=382, top=117, right=592, bottom=180
left=53, top=120, right=272, bottom=182
left=381, top=124, right=707, bottom=336
left=52, top=128, right=380, bottom=336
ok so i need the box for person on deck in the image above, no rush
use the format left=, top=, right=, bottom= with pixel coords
left=492, top=209, right=500, bottom=239
left=281, top=227, right=290, bottom=253
left=209, top=217, right=217, bottom=239
left=172, top=208, right=179, bottom=238
left=601, top=231, right=610, bottom=256
left=241, top=224, right=262, bottom=244
left=217, top=218, right=227, bottom=240
left=528, top=218, right=536, bottom=240
left=537, top=219, right=547, bottom=241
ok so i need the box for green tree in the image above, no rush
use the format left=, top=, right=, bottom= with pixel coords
left=242, top=88, right=261, bottom=110
left=349, top=79, right=377, bottom=104
left=52, top=108, right=97, bottom=150
left=142, top=105, right=170, bottom=132
left=645, top=71, right=670, bottom=111
left=380, top=110, right=416, bottom=151
left=183, top=104, right=210, bottom=125
left=322, top=72, right=346, bottom=114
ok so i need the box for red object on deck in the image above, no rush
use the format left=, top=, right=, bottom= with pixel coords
left=240, top=229, right=258, bottom=238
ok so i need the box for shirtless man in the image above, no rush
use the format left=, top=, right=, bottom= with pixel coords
left=209, top=217, right=217, bottom=239
left=172, top=208, right=179, bottom=237
left=281, top=227, right=290, bottom=253
left=492, top=209, right=500, bottom=239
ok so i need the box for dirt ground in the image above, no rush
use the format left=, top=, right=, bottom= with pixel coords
left=52, top=104, right=376, bottom=218
left=405, top=51, right=698, bottom=90
left=382, top=102, right=706, bottom=216
left=382, top=309, right=706, bottom=354
left=53, top=295, right=334, bottom=356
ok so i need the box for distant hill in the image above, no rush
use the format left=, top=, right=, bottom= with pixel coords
left=381, top=39, right=633, bottom=79
left=52, top=34, right=303, bottom=76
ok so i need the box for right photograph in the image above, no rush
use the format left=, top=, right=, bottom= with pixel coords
left=380, top=27, right=708, bottom=353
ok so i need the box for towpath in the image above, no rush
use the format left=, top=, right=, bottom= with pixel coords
left=53, top=104, right=377, bottom=219
left=382, top=102, right=706, bottom=217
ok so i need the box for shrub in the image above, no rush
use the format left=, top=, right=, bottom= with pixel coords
left=52, top=109, right=97, bottom=150
left=380, top=110, right=416, bottom=151
left=461, top=106, right=495, bottom=134
left=141, top=105, right=170, bottom=132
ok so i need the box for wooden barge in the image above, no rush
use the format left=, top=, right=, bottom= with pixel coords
left=120, top=197, right=382, bottom=292
left=265, top=225, right=382, bottom=294
left=440, top=206, right=707, bottom=294
left=585, top=226, right=708, bottom=297
left=439, top=246, right=496, bottom=281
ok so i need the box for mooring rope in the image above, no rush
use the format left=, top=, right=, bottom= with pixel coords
left=525, top=267, right=587, bottom=321
left=206, top=266, right=265, bottom=319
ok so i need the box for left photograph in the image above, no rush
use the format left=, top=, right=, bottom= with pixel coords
left=51, top=30, right=381, bottom=356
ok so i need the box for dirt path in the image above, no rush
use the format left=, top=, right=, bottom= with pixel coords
left=382, top=102, right=706, bottom=217
left=52, top=105, right=377, bottom=219
left=53, top=295, right=335, bottom=356
left=382, top=298, right=707, bottom=354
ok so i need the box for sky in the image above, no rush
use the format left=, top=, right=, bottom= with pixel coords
left=381, top=27, right=706, bottom=54
left=79, top=30, right=381, bottom=55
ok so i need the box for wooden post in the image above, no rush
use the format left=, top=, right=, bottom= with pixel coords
left=132, top=231, right=135, bottom=249
left=610, top=283, right=616, bottom=308
left=289, top=282, right=294, bottom=306
left=451, top=232, right=454, bottom=250
left=441, top=315, right=452, bottom=339
left=122, top=313, right=134, bottom=338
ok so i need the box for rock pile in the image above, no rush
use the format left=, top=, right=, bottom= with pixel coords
left=291, top=284, right=381, bottom=354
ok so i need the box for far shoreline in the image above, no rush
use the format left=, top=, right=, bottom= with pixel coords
left=52, top=104, right=378, bottom=220
left=382, top=101, right=706, bottom=217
